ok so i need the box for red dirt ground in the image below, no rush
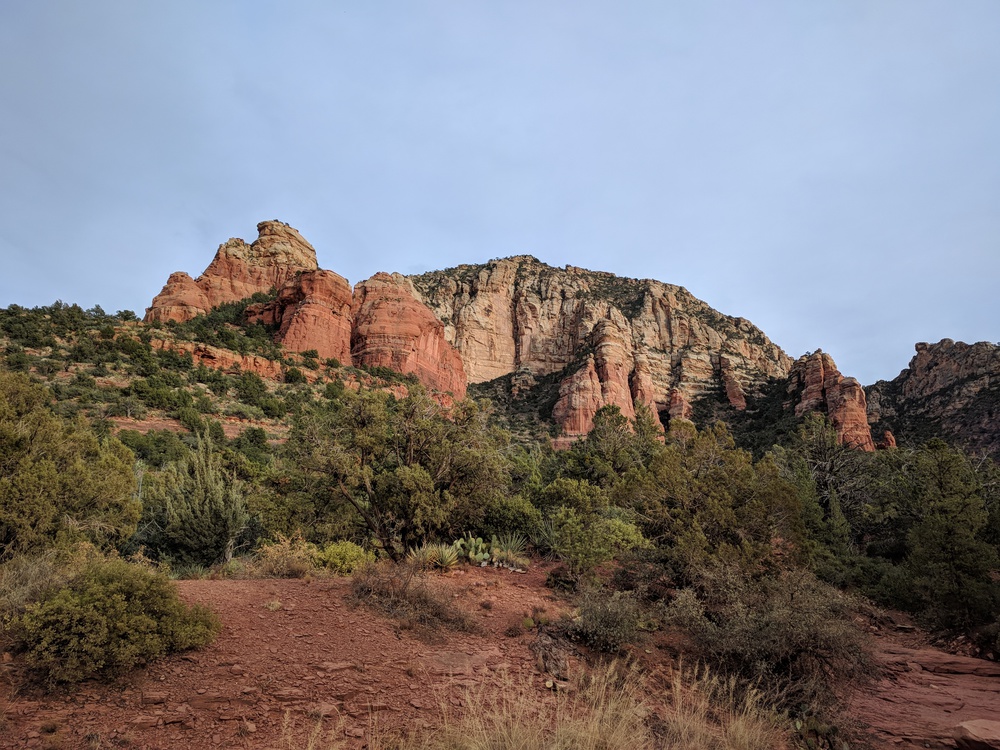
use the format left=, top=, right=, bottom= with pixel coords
left=4, top=564, right=999, bottom=750
left=3, top=564, right=573, bottom=750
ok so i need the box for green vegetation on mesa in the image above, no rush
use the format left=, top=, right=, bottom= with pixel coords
left=1, top=299, right=999, bottom=735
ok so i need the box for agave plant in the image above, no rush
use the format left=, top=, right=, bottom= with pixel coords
left=405, top=543, right=439, bottom=571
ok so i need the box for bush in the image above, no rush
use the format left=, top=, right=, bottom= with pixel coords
left=351, top=560, right=475, bottom=632
left=312, top=540, right=374, bottom=575
left=13, top=557, right=220, bottom=685
left=663, top=563, right=871, bottom=712
left=569, top=587, right=641, bottom=653
left=477, top=494, right=543, bottom=541
left=254, top=534, right=317, bottom=578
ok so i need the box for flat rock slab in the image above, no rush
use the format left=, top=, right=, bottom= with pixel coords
left=852, top=644, right=1000, bottom=749
left=955, top=720, right=1000, bottom=750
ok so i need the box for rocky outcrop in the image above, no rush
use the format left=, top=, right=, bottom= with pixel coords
left=352, top=273, right=467, bottom=399
left=851, top=643, right=1000, bottom=749
left=867, top=340, right=1000, bottom=456
left=955, top=720, right=1000, bottom=750
left=787, top=352, right=875, bottom=451
left=144, top=223, right=466, bottom=398
left=410, top=257, right=791, bottom=440
left=246, top=270, right=353, bottom=364
left=149, top=339, right=319, bottom=383
left=145, top=221, right=318, bottom=323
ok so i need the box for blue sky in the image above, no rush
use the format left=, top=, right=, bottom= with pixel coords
left=1, top=1, right=998, bottom=384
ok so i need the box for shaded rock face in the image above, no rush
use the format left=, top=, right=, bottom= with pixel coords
left=867, top=339, right=1000, bottom=456
left=410, top=257, right=791, bottom=440
left=787, top=352, right=875, bottom=451
left=352, top=273, right=467, bottom=399
left=146, top=221, right=318, bottom=323
left=247, top=270, right=354, bottom=364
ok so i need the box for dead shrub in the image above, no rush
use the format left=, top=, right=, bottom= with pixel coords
left=350, top=560, right=475, bottom=633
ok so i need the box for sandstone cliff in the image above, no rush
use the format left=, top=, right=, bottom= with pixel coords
left=246, top=270, right=354, bottom=365
left=143, top=222, right=888, bottom=448
left=145, top=222, right=466, bottom=398
left=867, top=339, right=1000, bottom=456
left=145, top=221, right=318, bottom=323
left=408, top=257, right=792, bottom=438
left=352, top=273, right=467, bottom=399
left=786, top=351, right=876, bottom=451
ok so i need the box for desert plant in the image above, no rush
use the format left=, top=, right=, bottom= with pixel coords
left=132, top=435, right=250, bottom=566
left=663, top=562, right=871, bottom=712
left=490, top=532, right=530, bottom=570
left=351, top=560, right=474, bottom=632
left=13, top=557, right=219, bottom=685
left=569, top=586, right=641, bottom=653
left=255, top=533, right=318, bottom=578
left=453, top=533, right=491, bottom=565
left=312, top=540, right=374, bottom=575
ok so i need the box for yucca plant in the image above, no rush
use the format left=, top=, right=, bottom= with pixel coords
left=492, top=532, right=530, bottom=570
left=405, top=544, right=439, bottom=571
left=433, top=543, right=459, bottom=571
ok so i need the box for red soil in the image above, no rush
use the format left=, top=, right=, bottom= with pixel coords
left=4, top=564, right=570, bottom=750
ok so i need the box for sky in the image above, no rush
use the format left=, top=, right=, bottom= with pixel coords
left=1, top=1, right=998, bottom=385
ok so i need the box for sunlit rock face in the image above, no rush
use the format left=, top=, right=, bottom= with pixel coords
left=409, top=257, right=792, bottom=440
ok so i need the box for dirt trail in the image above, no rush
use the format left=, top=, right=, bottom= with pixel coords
left=4, top=565, right=567, bottom=750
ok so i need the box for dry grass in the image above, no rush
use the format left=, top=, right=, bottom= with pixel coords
left=658, top=664, right=787, bottom=750
left=281, top=661, right=787, bottom=750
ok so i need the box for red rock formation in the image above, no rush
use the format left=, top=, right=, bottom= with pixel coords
left=878, top=430, right=897, bottom=450
left=145, top=221, right=318, bottom=323
left=149, top=339, right=321, bottom=383
left=246, top=270, right=353, bottom=363
left=551, top=356, right=605, bottom=436
left=411, top=257, right=790, bottom=439
left=850, top=643, right=1000, bottom=749
left=954, top=720, right=1000, bottom=750
left=352, top=273, right=467, bottom=398
left=788, top=351, right=875, bottom=451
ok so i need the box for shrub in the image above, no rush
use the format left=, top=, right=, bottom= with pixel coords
left=477, top=494, right=543, bottom=541
left=176, top=406, right=205, bottom=434
left=351, top=560, right=474, bottom=632
left=254, top=534, right=317, bottom=578
left=131, top=436, right=249, bottom=567
left=662, top=563, right=871, bottom=712
left=569, top=587, right=641, bottom=653
left=13, top=557, right=219, bottom=685
left=312, top=540, right=374, bottom=575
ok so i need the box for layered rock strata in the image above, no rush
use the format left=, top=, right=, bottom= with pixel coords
left=352, top=273, right=467, bottom=399
left=145, top=221, right=318, bottom=323
left=246, top=270, right=354, bottom=364
left=409, top=257, right=792, bottom=438
left=867, top=339, right=1000, bottom=455
left=787, top=351, right=875, bottom=451
left=145, top=223, right=465, bottom=397
left=145, top=222, right=887, bottom=447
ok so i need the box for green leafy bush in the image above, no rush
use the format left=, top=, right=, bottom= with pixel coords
left=14, top=557, right=219, bottom=685
left=312, top=540, right=374, bottom=575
